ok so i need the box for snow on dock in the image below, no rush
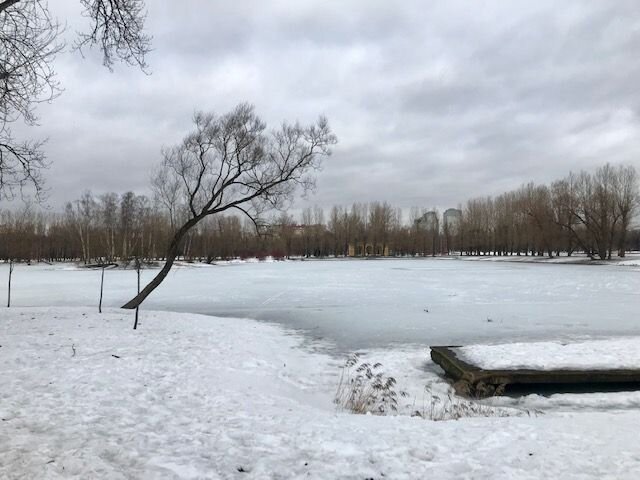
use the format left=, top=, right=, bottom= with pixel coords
left=459, top=339, right=640, bottom=371
left=431, top=339, right=640, bottom=398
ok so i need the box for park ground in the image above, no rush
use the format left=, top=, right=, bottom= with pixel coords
left=2, top=258, right=640, bottom=478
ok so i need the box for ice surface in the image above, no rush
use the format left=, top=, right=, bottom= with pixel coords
left=2, top=258, right=639, bottom=351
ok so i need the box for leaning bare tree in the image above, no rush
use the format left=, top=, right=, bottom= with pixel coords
left=122, top=103, right=337, bottom=309
left=0, top=0, right=150, bottom=199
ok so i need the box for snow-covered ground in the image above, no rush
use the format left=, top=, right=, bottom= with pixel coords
left=2, top=260, right=640, bottom=477
left=3, top=258, right=640, bottom=351
left=3, top=307, right=640, bottom=479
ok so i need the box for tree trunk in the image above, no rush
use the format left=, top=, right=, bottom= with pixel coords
left=7, top=261, right=13, bottom=308
left=121, top=218, right=197, bottom=309
left=133, top=260, right=141, bottom=328
left=99, top=266, right=105, bottom=313
left=618, top=217, right=629, bottom=257
left=0, top=0, right=22, bottom=15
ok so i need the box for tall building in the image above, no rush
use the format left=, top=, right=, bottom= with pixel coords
left=443, top=208, right=462, bottom=228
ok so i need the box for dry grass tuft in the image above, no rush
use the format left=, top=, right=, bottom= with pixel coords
left=412, top=385, right=539, bottom=420
left=334, top=353, right=408, bottom=415
left=334, top=354, right=540, bottom=420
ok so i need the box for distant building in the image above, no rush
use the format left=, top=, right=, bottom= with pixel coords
left=416, top=211, right=439, bottom=231
left=443, top=208, right=462, bottom=228
left=347, top=243, right=390, bottom=257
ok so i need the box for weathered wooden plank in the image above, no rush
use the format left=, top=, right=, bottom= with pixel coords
left=430, top=346, right=640, bottom=398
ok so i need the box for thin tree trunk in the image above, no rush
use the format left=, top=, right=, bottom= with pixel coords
left=618, top=220, right=629, bottom=257
left=7, top=261, right=13, bottom=308
left=99, top=266, right=105, bottom=313
left=133, top=260, right=141, bottom=329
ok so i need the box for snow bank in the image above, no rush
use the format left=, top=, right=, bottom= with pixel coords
left=452, top=253, right=640, bottom=265
left=3, top=308, right=640, bottom=478
left=458, top=338, right=640, bottom=370
left=618, top=258, right=640, bottom=267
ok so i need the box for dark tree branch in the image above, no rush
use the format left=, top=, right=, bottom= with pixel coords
left=0, top=127, right=49, bottom=201
left=75, top=0, right=152, bottom=72
left=0, top=0, right=151, bottom=201
left=0, top=0, right=20, bottom=15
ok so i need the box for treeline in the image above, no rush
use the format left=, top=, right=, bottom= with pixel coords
left=0, top=163, right=638, bottom=263
left=457, top=163, right=639, bottom=259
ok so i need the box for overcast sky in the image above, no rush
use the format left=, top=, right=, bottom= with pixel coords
left=16, top=0, right=640, bottom=212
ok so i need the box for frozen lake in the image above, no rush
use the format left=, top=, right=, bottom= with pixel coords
left=4, top=258, right=640, bottom=352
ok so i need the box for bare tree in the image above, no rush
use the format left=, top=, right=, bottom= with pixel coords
left=312, top=205, right=325, bottom=257
left=327, top=205, right=345, bottom=256
left=121, top=103, right=336, bottom=309
left=75, top=0, right=152, bottom=71
left=274, top=211, right=296, bottom=259
left=613, top=165, right=639, bottom=257
left=300, top=207, right=313, bottom=257
left=521, top=183, right=556, bottom=257
left=550, top=176, right=588, bottom=255
left=151, top=165, right=181, bottom=231
left=119, top=191, right=136, bottom=259
left=0, top=0, right=150, bottom=199
left=592, top=164, right=620, bottom=259
left=98, top=192, right=118, bottom=260
left=564, top=167, right=619, bottom=260
left=369, top=201, right=393, bottom=256
left=65, top=190, right=96, bottom=264
left=350, top=203, right=368, bottom=255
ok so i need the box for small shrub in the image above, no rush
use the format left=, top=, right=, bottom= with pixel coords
left=334, top=353, right=408, bottom=415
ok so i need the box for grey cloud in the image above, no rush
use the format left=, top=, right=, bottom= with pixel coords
left=10, top=0, right=640, bottom=213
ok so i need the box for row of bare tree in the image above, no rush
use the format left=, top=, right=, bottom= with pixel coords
left=457, top=164, right=639, bottom=259
left=0, top=164, right=638, bottom=263
left=0, top=199, right=457, bottom=262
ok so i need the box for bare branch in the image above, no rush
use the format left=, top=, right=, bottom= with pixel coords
left=0, top=0, right=63, bottom=126
left=75, top=0, right=152, bottom=72
left=0, top=0, right=151, bottom=201
left=0, top=126, right=49, bottom=200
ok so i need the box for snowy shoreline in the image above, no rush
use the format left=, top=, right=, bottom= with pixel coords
left=3, top=307, right=640, bottom=478
left=7, top=250, right=640, bottom=270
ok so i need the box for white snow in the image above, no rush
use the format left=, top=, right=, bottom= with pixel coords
left=3, top=307, right=640, bottom=479
left=448, top=252, right=640, bottom=266
left=618, top=258, right=640, bottom=267
left=2, top=260, right=640, bottom=478
left=458, top=338, right=640, bottom=370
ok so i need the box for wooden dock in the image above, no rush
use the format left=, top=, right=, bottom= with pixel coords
left=430, top=346, right=640, bottom=398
